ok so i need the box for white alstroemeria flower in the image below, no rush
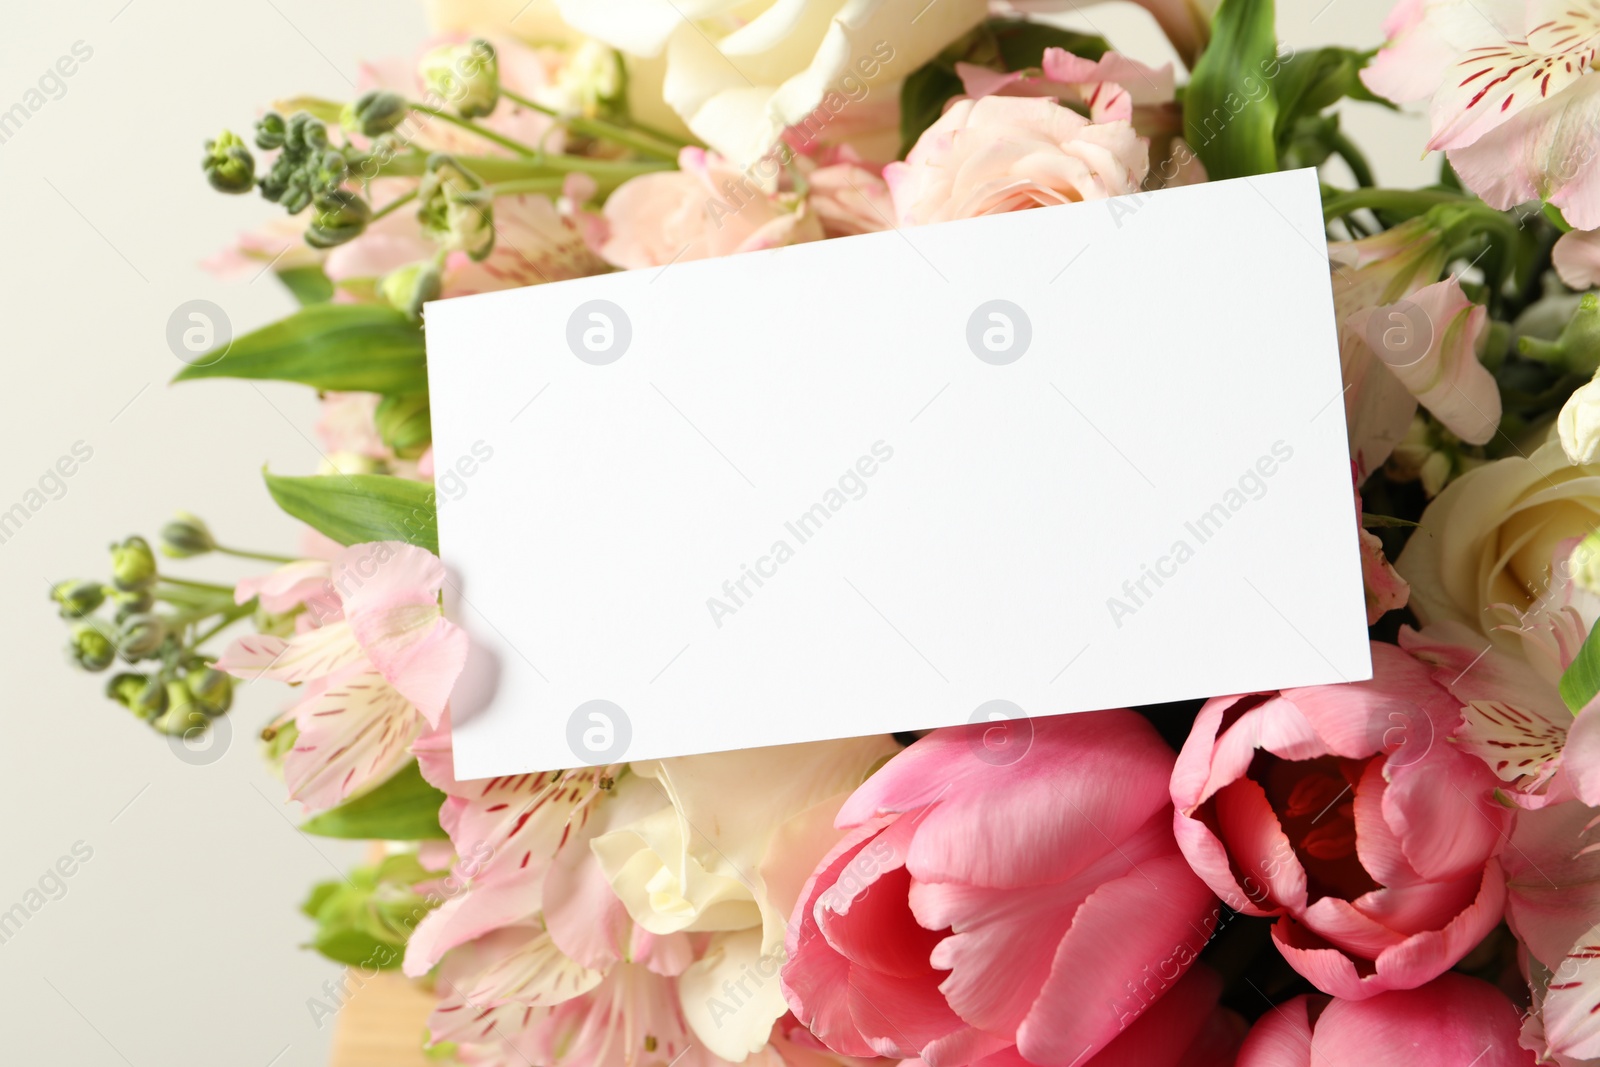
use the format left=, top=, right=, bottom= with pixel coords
left=591, top=735, right=895, bottom=1059
left=552, top=0, right=986, bottom=168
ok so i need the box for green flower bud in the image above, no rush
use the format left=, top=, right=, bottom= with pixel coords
left=185, top=667, right=233, bottom=716
left=110, top=536, right=157, bottom=591
left=305, top=189, right=372, bottom=249
left=344, top=89, right=409, bottom=137
left=115, top=613, right=167, bottom=661
left=154, top=682, right=208, bottom=737
left=255, top=111, right=288, bottom=151
left=375, top=393, right=432, bottom=459
left=203, top=130, right=256, bottom=194
left=418, top=156, right=494, bottom=261
left=380, top=261, right=442, bottom=321
left=159, top=512, right=216, bottom=558
left=68, top=624, right=115, bottom=672
left=106, top=674, right=169, bottom=721
left=420, top=39, right=499, bottom=119
left=1520, top=293, right=1600, bottom=378
left=110, top=588, right=155, bottom=623
left=51, top=580, right=105, bottom=619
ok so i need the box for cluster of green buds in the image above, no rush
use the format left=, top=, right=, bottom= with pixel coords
left=55, top=517, right=250, bottom=740
left=253, top=110, right=371, bottom=248
left=417, top=154, right=494, bottom=260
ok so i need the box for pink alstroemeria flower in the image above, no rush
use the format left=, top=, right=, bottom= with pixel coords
left=1504, top=799, right=1600, bottom=1064
left=1363, top=0, right=1600, bottom=229
left=1403, top=615, right=1600, bottom=810
left=1171, top=642, right=1512, bottom=999
left=781, top=710, right=1219, bottom=1067
left=1234, top=972, right=1536, bottom=1066
left=402, top=715, right=630, bottom=978
left=216, top=542, right=467, bottom=811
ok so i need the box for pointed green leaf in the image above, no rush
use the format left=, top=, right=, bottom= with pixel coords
left=300, top=761, right=448, bottom=840
left=1184, top=0, right=1281, bottom=180
left=264, top=471, right=437, bottom=554
left=1560, top=622, right=1600, bottom=714
left=174, top=303, right=426, bottom=393
left=275, top=264, right=336, bottom=306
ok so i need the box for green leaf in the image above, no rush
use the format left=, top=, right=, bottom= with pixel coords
left=1560, top=623, right=1600, bottom=714
left=900, top=64, right=966, bottom=156
left=173, top=303, right=426, bottom=393
left=276, top=264, right=335, bottom=306
left=1184, top=0, right=1281, bottom=180
left=989, top=20, right=1107, bottom=71
left=300, top=761, right=449, bottom=840
left=899, top=18, right=1107, bottom=155
left=264, top=471, right=437, bottom=554
left=1272, top=47, right=1384, bottom=145
left=299, top=854, right=436, bottom=969
left=274, top=95, right=345, bottom=124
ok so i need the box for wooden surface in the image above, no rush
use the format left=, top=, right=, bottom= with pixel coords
left=327, top=970, right=435, bottom=1067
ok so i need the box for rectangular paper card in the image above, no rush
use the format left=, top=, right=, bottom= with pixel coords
left=425, top=166, right=1371, bottom=778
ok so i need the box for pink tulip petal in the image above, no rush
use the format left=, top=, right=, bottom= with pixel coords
left=1233, top=992, right=1317, bottom=1067
left=1016, top=853, right=1217, bottom=1065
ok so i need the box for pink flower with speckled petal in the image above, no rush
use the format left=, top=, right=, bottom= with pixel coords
left=215, top=541, right=467, bottom=811
left=1363, top=0, right=1600, bottom=229
left=1502, top=799, right=1600, bottom=1064
left=1171, top=642, right=1512, bottom=999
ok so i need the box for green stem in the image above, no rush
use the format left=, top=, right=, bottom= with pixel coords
left=189, top=602, right=255, bottom=649
left=214, top=545, right=299, bottom=565
left=1321, top=187, right=1469, bottom=222
left=501, top=90, right=681, bottom=160
left=485, top=177, right=569, bottom=198
left=369, top=188, right=418, bottom=222
left=157, top=576, right=236, bottom=593
left=1327, top=130, right=1376, bottom=189
left=370, top=150, right=671, bottom=192
left=408, top=102, right=537, bottom=157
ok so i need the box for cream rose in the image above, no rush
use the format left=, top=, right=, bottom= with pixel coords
left=550, top=0, right=985, bottom=168
left=590, top=735, right=896, bottom=1060
left=1397, top=435, right=1600, bottom=648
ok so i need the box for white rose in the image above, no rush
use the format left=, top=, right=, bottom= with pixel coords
left=1397, top=434, right=1600, bottom=649
left=1559, top=376, right=1600, bottom=466
left=591, top=735, right=895, bottom=1059
left=552, top=0, right=986, bottom=168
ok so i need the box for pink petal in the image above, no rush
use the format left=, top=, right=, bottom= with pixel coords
left=1016, top=853, right=1217, bottom=1065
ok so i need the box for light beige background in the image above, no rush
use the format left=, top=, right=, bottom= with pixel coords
left=0, top=1, right=1426, bottom=1063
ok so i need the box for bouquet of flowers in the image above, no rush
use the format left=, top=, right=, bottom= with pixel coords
left=50, top=0, right=1600, bottom=1063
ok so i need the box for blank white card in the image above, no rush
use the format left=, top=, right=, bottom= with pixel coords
left=425, top=167, right=1371, bottom=778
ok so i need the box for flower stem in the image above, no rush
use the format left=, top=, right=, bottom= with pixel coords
left=485, top=177, right=569, bottom=198
left=214, top=545, right=299, bottom=564
left=157, top=576, right=236, bottom=593
left=189, top=602, right=255, bottom=649
left=1321, top=187, right=1469, bottom=222
left=408, top=102, right=538, bottom=157
left=501, top=90, right=682, bottom=160
left=370, top=188, right=418, bottom=222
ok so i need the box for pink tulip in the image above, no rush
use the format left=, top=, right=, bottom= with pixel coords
left=781, top=709, right=1219, bottom=1067
left=1235, top=972, right=1536, bottom=1066
left=1170, top=641, right=1512, bottom=999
